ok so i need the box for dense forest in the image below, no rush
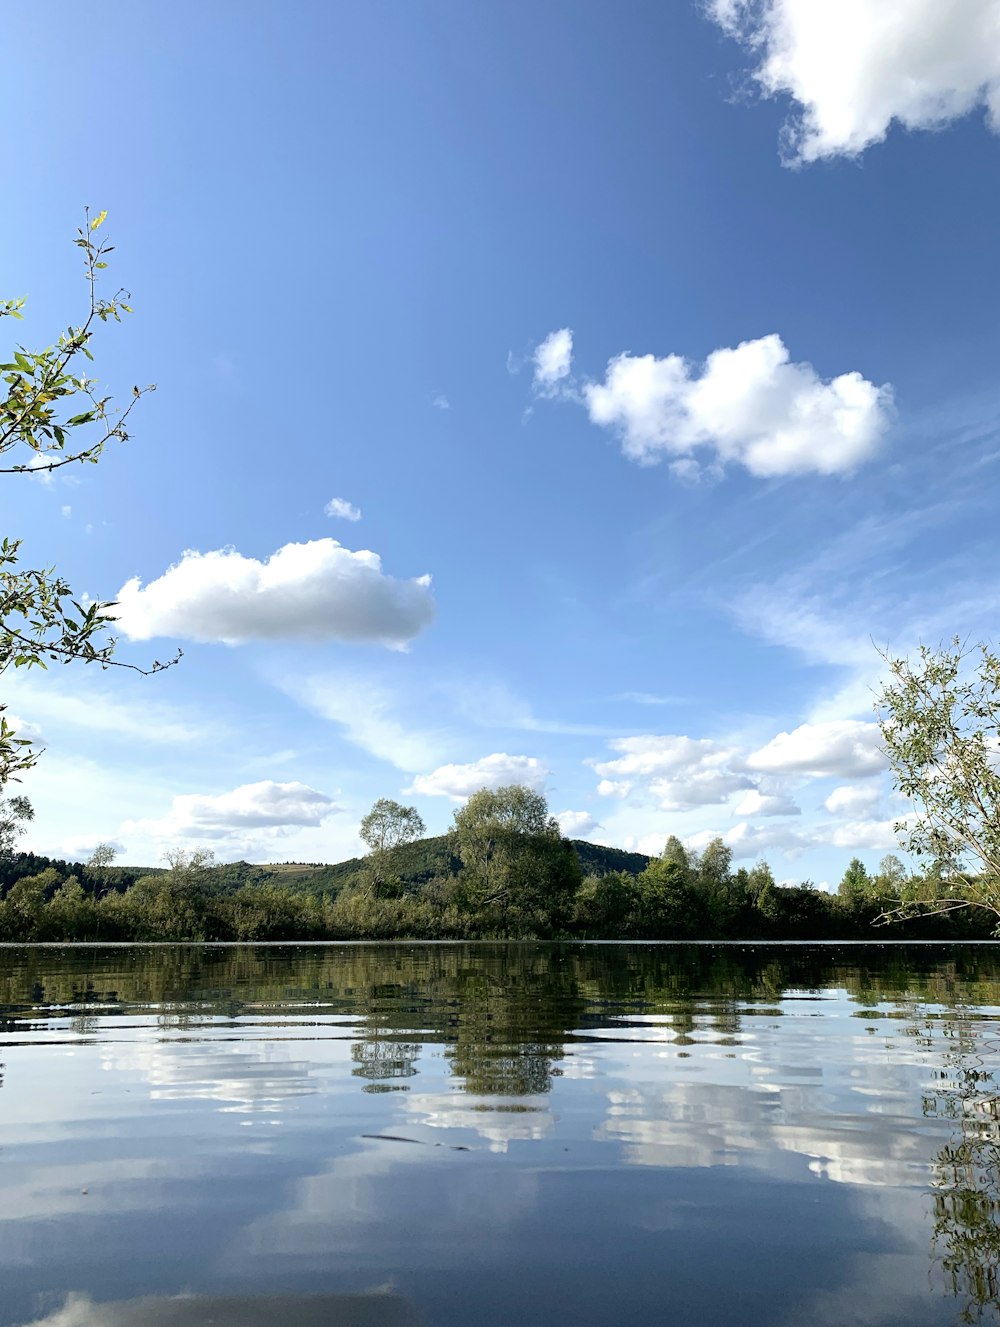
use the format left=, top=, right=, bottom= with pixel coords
left=0, top=783, right=995, bottom=942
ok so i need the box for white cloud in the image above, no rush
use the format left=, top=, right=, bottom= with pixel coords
left=687, top=819, right=811, bottom=860
left=583, top=333, right=892, bottom=477
left=407, top=753, right=548, bottom=800
left=61, top=835, right=126, bottom=860
left=747, top=719, right=887, bottom=778
left=590, top=734, right=753, bottom=809
left=432, top=394, right=450, bottom=410
left=816, top=818, right=902, bottom=851
left=710, top=0, right=1000, bottom=163
left=591, top=734, right=732, bottom=780
left=60, top=504, right=72, bottom=518
left=824, top=782, right=883, bottom=819
left=324, top=497, right=361, bottom=522
left=733, top=789, right=800, bottom=817
left=114, top=539, right=435, bottom=649
left=26, top=453, right=55, bottom=485
left=623, top=832, right=671, bottom=857
left=555, top=809, right=600, bottom=839
left=124, top=779, right=339, bottom=842
left=533, top=328, right=574, bottom=392
left=283, top=673, right=446, bottom=772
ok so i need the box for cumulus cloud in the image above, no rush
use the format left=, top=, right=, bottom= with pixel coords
left=407, top=753, right=548, bottom=800
left=747, top=720, right=887, bottom=778
left=324, top=497, right=361, bottom=522
left=533, top=328, right=574, bottom=392
left=623, top=832, right=674, bottom=858
left=687, top=819, right=811, bottom=860
left=555, top=809, right=601, bottom=839
left=582, top=333, right=892, bottom=477
left=124, top=780, right=339, bottom=841
left=709, top=0, right=1000, bottom=162
left=824, top=782, right=883, bottom=819
left=733, top=789, right=800, bottom=817
left=590, top=734, right=753, bottom=810
left=816, top=818, right=901, bottom=852
left=114, top=539, right=434, bottom=649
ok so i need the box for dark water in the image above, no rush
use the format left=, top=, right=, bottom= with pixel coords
left=1, top=943, right=999, bottom=1327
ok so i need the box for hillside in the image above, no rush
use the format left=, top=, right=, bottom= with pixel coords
left=1, top=837, right=651, bottom=903
left=253, top=836, right=652, bottom=896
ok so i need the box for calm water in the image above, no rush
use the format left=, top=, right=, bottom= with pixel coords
left=1, top=943, right=999, bottom=1327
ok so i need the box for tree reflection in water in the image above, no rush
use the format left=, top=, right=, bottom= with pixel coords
left=5, top=940, right=1000, bottom=1312
left=923, top=1035, right=1000, bottom=1324
left=351, top=1033, right=421, bottom=1092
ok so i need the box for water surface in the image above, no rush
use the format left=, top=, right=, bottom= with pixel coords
left=1, top=943, right=998, bottom=1327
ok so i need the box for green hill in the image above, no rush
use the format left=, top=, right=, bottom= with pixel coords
left=1, top=837, right=651, bottom=903
left=253, top=835, right=651, bottom=897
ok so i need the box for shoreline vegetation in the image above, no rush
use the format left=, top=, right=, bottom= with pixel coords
left=1, top=790, right=996, bottom=943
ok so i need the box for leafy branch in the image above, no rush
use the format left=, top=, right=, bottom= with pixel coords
left=1, top=213, right=180, bottom=785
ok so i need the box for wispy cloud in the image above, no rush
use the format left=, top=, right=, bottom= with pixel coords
left=2, top=673, right=227, bottom=747
left=617, top=690, right=684, bottom=707
left=278, top=672, right=448, bottom=773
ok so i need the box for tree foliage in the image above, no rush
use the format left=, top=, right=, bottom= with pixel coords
left=1, top=212, right=176, bottom=785
left=451, top=784, right=581, bottom=931
left=877, top=639, right=1000, bottom=922
left=358, top=798, right=426, bottom=896
left=0, top=793, right=33, bottom=859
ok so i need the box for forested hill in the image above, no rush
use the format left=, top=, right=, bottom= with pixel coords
left=0, top=837, right=650, bottom=899
left=254, top=836, right=651, bottom=896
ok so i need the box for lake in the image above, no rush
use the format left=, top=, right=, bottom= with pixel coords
left=0, top=943, right=998, bottom=1327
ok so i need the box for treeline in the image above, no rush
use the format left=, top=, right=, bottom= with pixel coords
left=0, top=783, right=994, bottom=942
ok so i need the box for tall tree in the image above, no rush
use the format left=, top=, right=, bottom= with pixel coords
left=838, top=857, right=871, bottom=904
left=358, top=798, right=426, bottom=897
left=452, top=784, right=580, bottom=932
left=695, top=836, right=747, bottom=933
left=877, top=639, right=1000, bottom=923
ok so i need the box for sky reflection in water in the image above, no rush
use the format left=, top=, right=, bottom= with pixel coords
left=0, top=943, right=998, bottom=1327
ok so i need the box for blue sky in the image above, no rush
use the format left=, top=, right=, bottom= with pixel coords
left=5, top=0, right=1000, bottom=883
